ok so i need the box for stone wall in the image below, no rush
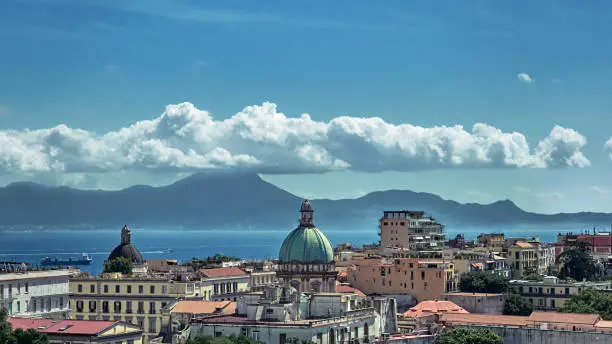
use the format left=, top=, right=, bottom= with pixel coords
left=456, top=325, right=612, bottom=344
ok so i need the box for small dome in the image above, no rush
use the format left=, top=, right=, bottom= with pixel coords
left=279, top=226, right=334, bottom=263
left=108, top=244, right=144, bottom=264
left=107, top=225, right=144, bottom=264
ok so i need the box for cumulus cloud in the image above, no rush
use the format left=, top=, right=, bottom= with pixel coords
left=0, top=102, right=591, bottom=176
left=517, top=73, right=534, bottom=84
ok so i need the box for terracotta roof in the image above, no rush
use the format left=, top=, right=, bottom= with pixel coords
left=440, top=313, right=528, bottom=327
left=595, top=320, right=612, bottom=329
left=401, top=300, right=468, bottom=318
left=514, top=241, right=533, bottom=248
left=335, top=281, right=366, bottom=296
left=200, top=267, right=247, bottom=278
left=471, top=262, right=484, bottom=268
left=171, top=300, right=236, bottom=315
left=8, top=318, right=124, bottom=336
left=527, top=312, right=600, bottom=325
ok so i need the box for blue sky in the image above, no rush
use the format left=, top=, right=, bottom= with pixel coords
left=1, top=0, right=612, bottom=214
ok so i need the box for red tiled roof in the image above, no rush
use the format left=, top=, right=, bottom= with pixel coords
left=527, top=312, right=600, bottom=325
left=471, top=262, right=484, bottom=268
left=440, top=313, right=528, bottom=327
left=514, top=241, right=533, bottom=248
left=8, top=318, right=120, bottom=335
left=171, top=301, right=236, bottom=315
left=335, top=281, right=366, bottom=296
left=401, top=300, right=468, bottom=318
left=200, top=267, right=247, bottom=278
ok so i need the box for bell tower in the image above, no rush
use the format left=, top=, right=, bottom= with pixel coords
left=299, top=200, right=314, bottom=227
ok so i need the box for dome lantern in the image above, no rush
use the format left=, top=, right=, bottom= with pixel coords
left=299, top=199, right=314, bottom=227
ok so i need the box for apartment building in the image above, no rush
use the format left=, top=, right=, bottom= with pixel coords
left=379, top=211, right=446, bottom=254
left=0, top=264, right=70, bottom=319
left=507, top=242, right=538, bottom=277
left=509, top=276, right=612, bottom=312
left=198, top=267, right=250, bottom=301
left=69, top=273, right=198, bottom=343
left=347, top=258, right=457, bottom=302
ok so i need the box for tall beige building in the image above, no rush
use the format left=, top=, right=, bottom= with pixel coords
left=379, top=211, right=446, bottom=253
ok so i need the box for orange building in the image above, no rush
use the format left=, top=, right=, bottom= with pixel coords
left=347, top=258, right=457, bottom=302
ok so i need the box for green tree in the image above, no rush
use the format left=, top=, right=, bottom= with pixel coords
left=0, top=309, right=49, bottom=344
left=557, top=242, right=598, bottom=281
left=503, top=293, right=533, bottom=316
left=459, top=271, right=508, bottom=293
left=559, top=289, right=612, bottom=320
left=103, top=257, right=133, bottom=274
left=433, top=328, right=503, bottom=344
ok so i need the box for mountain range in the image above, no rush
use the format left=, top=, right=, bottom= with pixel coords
left=0, top=172, right=610, bottom=231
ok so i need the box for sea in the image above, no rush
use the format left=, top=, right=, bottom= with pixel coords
left=0, top=226, right=579, bottom=275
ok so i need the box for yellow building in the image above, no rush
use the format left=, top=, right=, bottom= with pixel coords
left=197, top=267, right=251, bottom=301
left=507, top=242, right=538, bottom=277
left=69, top=274, right=198, bottom=343
left=347, top=258, right=457, bottom=302
left=8, top=317, right=143, bottom=344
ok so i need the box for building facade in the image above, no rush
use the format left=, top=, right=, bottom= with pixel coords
left=347, top=258, right=457, bottom=302
left=510, top=276, right=612, bottom=311
left=69, top=274, right=198, bottom=343
left=379, top=211, right=446, bottom=253
left=0, top=266, right=70, bottom=319
left=198, top=267, right=250, bottom=301
left=507, top=242, right=538, bottom=277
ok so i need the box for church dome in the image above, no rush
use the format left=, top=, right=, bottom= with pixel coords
left=108, top=225, right=144, bottom=264
left=278, top=200, right=334, bottom=264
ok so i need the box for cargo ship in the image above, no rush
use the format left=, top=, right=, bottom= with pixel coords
left=40, top=253, right=93, bottom=266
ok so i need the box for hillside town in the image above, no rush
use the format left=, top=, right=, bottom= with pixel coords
left=2, top=200, right=612, bottom=344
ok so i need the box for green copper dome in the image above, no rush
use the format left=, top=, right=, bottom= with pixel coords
left=278, top=200, right=334, bottom=263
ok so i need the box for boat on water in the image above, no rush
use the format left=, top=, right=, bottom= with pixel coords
left=40, top=253, right=93, bottom=266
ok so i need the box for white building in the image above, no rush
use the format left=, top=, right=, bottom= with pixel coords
left=537, top=244, right=555, bottom=275
left=0, top=266, right=70, bottom=319
left=189, top=285, right=397, bottom=344
left=378, top=211, right=446, bottom=254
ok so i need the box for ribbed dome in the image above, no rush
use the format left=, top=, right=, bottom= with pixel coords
left=107, top=225, right=144, bottom=264
left=279, top=226, right=334, bottom=263
left=108, top=244, right=144, bottom=264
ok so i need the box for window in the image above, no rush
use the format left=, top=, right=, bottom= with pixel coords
left=149, top=302, right=156, bottom=314
left=127, top=286, right=132, bottom=294
left=126, top=301, right=132, bottom=314
left=150, top=285, right=155, bottom=294
left=162, top=285, right=168, bottom=294
left=421, top=271, right=425, bottom=280
left=138, top=301, right=144, bottom=314
left=59, top=297, right=63, bottom=309
left=33, top=299, right=37, bottom=312
left=90, top=285, right=95, bottom=293
left=114, top=301, right=121, bottom=313
left=0, top=285, right=3, bottom=298
left=16, top=301, right=20, bottom=313
left=76, top=301, right=84, bottom=312
left=138, top=286, right=143, bottom=294
left=78, top=284, right=83, bottom=293
left=17, top=283, right=20, bottom=295
left=116, top=285, right=120, bottom=293
left=104, top=285, right=109, bottom=293
left=103, top=301, right=109, bottom=313
left=148, top=318, right=157, bottom=333
left=89, top=301, right=96, bottom=312
left=25, top=283, right=28, bottom=294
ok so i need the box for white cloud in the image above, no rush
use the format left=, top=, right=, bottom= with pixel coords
left=0, top=102, right=591, bottom=176
left=590, top=185, right=612, bottom=196
left=517, top=73, right=534, bottom=84
left=514, top=186, right=564, bottom=200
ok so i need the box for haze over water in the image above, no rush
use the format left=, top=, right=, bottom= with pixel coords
left=0, top=227, right=573, bottom=274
